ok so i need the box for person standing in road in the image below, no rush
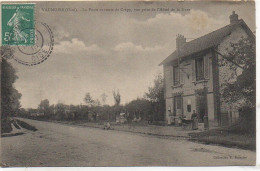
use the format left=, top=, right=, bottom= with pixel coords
left=191, top=110, right=198, bottom=130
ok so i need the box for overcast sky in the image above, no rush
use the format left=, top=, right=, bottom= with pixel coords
left=10, top=1, right=255, bottom=108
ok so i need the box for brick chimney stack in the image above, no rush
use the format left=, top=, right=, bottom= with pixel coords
left=230, top=11, right=238, bottom=24
left=176, top=34, right=186, bottom=50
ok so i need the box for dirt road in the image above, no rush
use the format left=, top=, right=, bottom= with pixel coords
left=0, top=118, right=255, bottom=166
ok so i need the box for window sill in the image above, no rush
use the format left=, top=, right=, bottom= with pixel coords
left=171, top=84, right=184, bottom=88
left=192, top=79, right=209, bottom=85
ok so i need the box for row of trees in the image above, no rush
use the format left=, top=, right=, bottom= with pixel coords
left=17, top=73, right=165, bottom=123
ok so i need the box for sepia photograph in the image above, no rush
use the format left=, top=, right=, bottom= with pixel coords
left=0, top=0, right=256, bottom=167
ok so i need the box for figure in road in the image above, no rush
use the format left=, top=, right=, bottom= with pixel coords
left=191, top=110, right=198, bottom=130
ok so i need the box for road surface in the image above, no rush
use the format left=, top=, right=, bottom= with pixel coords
left=1, top=118, right=256, bottom=166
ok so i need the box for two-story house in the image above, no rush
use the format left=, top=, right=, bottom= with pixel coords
left=160, top=11, right=255, bottom=126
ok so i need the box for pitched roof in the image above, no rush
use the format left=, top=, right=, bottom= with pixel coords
left=159, top=19, right=254, bottom=65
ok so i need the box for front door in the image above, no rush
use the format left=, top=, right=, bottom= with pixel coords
left=196, top=91, right=207, bottom=123
left=174, top=95, right=183, bottom=117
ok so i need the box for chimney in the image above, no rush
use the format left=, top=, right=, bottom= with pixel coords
left=230, top=11, right=238, bottom=24
left=176, top=34, right=186, bottom=50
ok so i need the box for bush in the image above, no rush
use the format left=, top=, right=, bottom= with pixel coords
left=228, top=107, right=255, bottom=135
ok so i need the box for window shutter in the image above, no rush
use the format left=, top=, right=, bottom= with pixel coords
left=181, top=96, right=183, bottom=116
left=180, top=68, right=184, bottom=84
left=204, top=55, right=209, bottom=79
left=192, top=59, right=196, bottom=82
left=172, top=66, right=174, bottom=86
left=173, top=97, right=176, bottom=116
left=176, top=67, right=179, bottom=84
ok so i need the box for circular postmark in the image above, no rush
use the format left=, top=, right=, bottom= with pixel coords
left=17, top=28, right=44, bottom=55
left=4, top=22, right=54, bottom=66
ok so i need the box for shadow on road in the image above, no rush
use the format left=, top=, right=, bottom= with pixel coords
left=1, top=132, right=25, bottom=138
left=15, top=119, right=38, bottom=131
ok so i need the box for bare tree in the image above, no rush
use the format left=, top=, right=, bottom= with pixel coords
left=84, top=93, right=95, bottom=107
left=112, top=89, right=121, bottom=106
left=84, top=93, right=101, bottom=107
left=101, top=93, right=108, bottom=105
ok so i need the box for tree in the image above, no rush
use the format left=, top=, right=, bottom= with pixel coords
left=38, top=99, right=51, bottom=117
left=94, top=99, right=101, bottom=107
left=125, top=98, right=152, bottom=120
left=101, top=93, right=108, bottom=105
left=219, top=37, right=255, bottom=133
left=220, top=37, right=255, bottom=108
left=49, top=104, right=56, bottom=117
left=17, top=108, right=28, bottom=117
left=1, top=59, right=21, bottom=117
left=83, top=93, right=101, bottom=121
left=145, top=72, right=165, bottom=121
left=84, top=93, right=95, bottom=107
left=112, top=89, right=121, bottom=106
left=1, top=57, right=21, bottom=133
left=1, top=46, right=14, bottom=60
left=84, top=93, right=100, bottom=107
left=55, top=103, right=66, bottom=120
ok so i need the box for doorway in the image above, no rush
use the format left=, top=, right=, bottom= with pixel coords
left=196, top=90, right=207, bottom=123
left=174, top=95, right=183, bottom=117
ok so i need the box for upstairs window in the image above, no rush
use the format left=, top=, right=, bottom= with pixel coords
left=195, top=57, right=204, bottom=81
left=173, top=66, right=180, bottom=86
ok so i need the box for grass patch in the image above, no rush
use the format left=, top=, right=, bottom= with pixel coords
left=189, top=128, right=256, bottom=151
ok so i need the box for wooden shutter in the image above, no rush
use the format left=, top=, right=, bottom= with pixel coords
left=192, top=59, right=196, bottom=82
left=172, top=67, right=175, bottom=85
left=181, top=96, right=183, bottom=116
left=176, top=67, right=179, bottom=84
left=204, top=55, right=209, bottom=79
left=180, top=68, right=184, bottom=84
left=173, top=97, right=176, bottom=116
left=170, top=66, right=173, bottom=87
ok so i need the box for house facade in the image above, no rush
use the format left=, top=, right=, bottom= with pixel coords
left=160, top=12, right=255, bottom=126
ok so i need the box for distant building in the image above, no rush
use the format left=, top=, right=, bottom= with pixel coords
left=160, top=11, right=255, bottom=126
left=29, top=109, right=44, bottom=117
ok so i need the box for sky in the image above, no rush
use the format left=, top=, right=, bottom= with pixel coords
left=10, top=1, right=255, bottom=108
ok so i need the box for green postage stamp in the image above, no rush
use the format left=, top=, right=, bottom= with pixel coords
left=2, top=4, right=35, bottom=46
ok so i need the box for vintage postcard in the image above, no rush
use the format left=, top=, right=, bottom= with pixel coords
left=0, top=0, right=256, bottom=167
